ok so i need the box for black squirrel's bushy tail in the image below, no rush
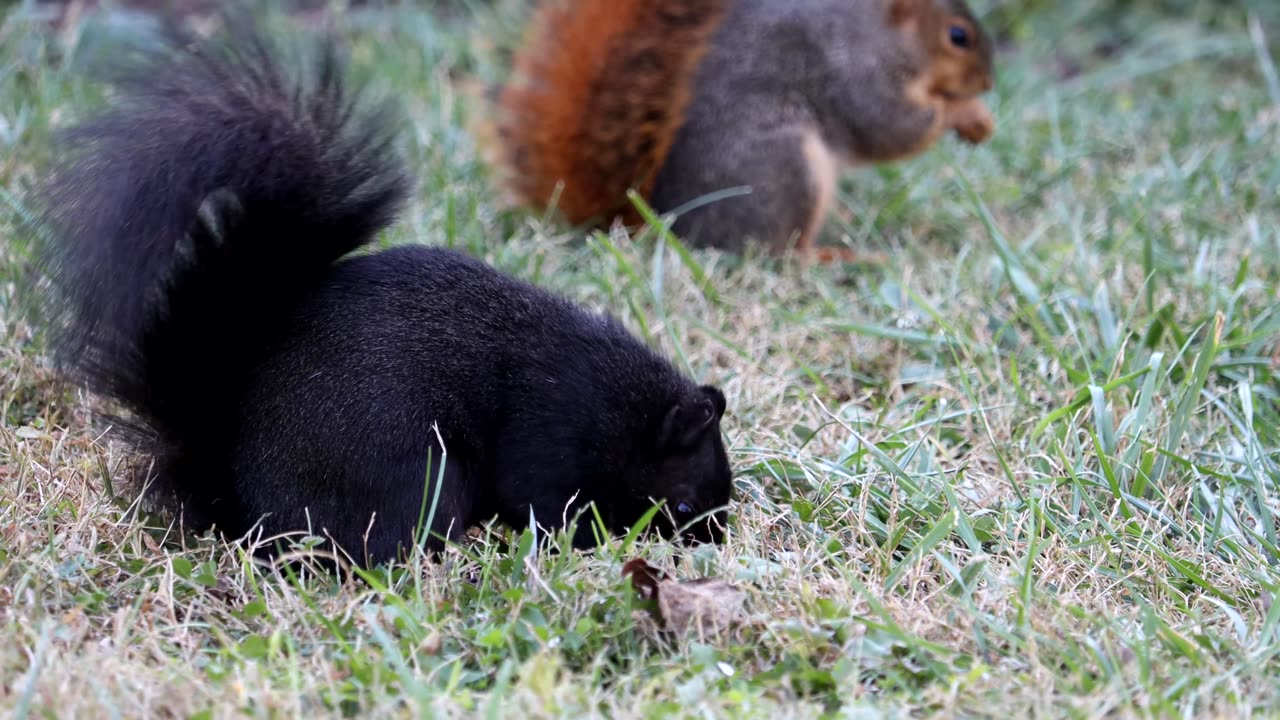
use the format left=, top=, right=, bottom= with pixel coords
left=36, top=16, right=409, bottom=521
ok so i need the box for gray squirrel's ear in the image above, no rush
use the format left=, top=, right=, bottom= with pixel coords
left=888, top=0, right=925, bottom=24
left=660, top=386, right=725, bottom=449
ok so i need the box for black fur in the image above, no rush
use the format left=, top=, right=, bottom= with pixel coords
left=35, top=18, right=733, bottom=566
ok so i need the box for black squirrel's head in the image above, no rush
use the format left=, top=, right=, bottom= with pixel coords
left=624, top=384, right=733, bottom=545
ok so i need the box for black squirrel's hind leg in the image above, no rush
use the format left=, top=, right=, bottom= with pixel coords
left=356, top=453, right=474, bottom=566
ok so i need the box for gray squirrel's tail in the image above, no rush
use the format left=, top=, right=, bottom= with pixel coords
left=35, top=15, right=410, bottom=524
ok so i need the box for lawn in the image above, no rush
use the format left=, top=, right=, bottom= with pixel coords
left=2, top=0, right=1279, bottom=717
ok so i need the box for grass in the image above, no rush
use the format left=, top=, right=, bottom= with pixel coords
left=2, top=0, right=1279, bottom=717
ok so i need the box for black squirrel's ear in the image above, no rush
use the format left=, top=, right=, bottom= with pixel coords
left=659, top=386, right=725, bottom=450
left=699, top=385, right=727, bottom=419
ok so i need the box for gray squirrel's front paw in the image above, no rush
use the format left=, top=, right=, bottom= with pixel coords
left=949, top=98, right=995, bottom=144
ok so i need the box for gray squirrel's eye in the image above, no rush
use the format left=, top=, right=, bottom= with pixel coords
left=949, top=25, right=970, bottom=48
left=677, top=502, right=694, bottom=515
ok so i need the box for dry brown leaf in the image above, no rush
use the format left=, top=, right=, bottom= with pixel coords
left=621, top=558, right=666, bottom=599
left=622, top=559, right=746, bottom=638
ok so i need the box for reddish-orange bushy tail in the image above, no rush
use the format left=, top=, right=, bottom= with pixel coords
left=490, top=0, right=731, bottom=228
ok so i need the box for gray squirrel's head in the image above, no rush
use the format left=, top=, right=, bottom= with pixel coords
left=890, top=0, right=996, bottom=100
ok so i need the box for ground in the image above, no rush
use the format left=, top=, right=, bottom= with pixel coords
left=1, top=0, right=1279, bottom=717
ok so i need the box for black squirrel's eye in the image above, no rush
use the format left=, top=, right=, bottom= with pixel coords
left=949, top=25, right=971, bottom=48
left=677, top=502, right=694, bottom=515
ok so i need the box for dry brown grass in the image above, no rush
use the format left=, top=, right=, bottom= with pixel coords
left=3, top=1, right=1279, bottom=717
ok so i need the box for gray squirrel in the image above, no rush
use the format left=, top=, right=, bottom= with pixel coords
left=490, top=0, right=996, bottom=262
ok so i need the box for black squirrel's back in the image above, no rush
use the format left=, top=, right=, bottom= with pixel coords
left=36, top=17, right=733, bottom=565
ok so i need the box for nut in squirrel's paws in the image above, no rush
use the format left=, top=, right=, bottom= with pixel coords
left=948, top=98, right=995, bottom=144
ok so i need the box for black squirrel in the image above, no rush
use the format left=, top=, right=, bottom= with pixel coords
left=34, top=17, right=733, bottom=566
